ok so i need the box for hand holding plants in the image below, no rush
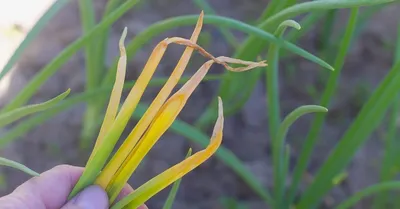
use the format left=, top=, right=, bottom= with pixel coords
left=0, top=165, right=147, bottom=209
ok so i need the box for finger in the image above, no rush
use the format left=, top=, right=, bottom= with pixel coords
left=0, top=165, right=148, bottom=209
left=61, top=185, right=108, bottom=209
left=116, top=184, right=134, bottom=201
left=115, top=184, right=148, bottom=209
left=0, top=165, right=83, bottom=209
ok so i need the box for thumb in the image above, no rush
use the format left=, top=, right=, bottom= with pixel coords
left=62, top=185, right=109, bottom=209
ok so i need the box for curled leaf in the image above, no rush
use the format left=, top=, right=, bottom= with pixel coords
left=272, top=105, right=328, bottom=205
left=275, top=105, right=328, bottom=159
left=100, top=55, right=265, bottom=202
left=276, top=20, right=301, bottom=36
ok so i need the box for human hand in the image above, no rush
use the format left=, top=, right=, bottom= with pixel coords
left=0, top=165, right=148, bottom=209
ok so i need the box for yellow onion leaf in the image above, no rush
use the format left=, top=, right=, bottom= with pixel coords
left=103, top=55, right=266, bottom=202
left=104, top=58, right=217, bottom=202
left=95, top=12, right=203, bottom=188
left=111, top=97, right=224, bottom=209
left=92, top=27, right=127, bottom=154
left=70, top=25, right=177, bottom=198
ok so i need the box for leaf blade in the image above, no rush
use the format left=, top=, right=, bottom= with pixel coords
left=0, top=89, right=70, bottom=128
left=287, top=8, right=360, bottom=204
left=162, top=149, right=192, bottom=209
left=0, top=157, right=39, bottom=177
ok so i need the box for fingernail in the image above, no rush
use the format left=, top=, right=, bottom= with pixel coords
left=67, top=185, right=109, bottom=209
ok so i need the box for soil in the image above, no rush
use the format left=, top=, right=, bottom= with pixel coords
left=0, top=1, right=399, bottom=209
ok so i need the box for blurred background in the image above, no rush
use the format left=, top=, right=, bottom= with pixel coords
left=0, top=0, right=400, bottom=208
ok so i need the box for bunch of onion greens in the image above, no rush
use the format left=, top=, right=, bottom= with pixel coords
left=69, top=12, right=266, bottom=209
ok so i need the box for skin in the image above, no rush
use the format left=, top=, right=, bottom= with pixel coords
left=0, top=165, right=148, bottom=209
